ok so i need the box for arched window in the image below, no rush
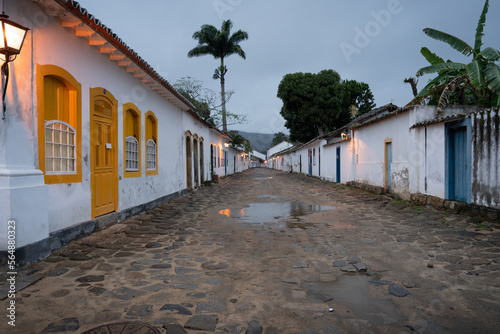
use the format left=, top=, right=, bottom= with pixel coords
left=37, top=65, right=82, bottom=184
left=123, top=103, right=141, bottom=177
left=145, top=111, right=158, bottom=174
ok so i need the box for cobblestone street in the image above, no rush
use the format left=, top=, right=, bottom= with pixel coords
left=2, top=168, right=500, bottom=334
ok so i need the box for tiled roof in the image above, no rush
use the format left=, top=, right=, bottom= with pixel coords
left=410, top=113, right=468, bottom=129
left=33, top=0, right=196, bottom=113
left=347, top=103, right=399, bottom=129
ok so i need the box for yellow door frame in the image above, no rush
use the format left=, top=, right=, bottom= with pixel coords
left=90, top=87, right=118, bottom=218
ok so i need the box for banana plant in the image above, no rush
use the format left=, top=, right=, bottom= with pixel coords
left=412, top=0, right=500, bottom=113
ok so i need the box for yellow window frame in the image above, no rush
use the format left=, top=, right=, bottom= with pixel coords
left=123, top=102, right=142, bottom=178
left=36, top=64, right=82, bottom=184
left=145, top=111, right=158, bottom=175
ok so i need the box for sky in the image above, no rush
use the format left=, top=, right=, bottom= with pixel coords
left=80, top=0, right=500, bottom=134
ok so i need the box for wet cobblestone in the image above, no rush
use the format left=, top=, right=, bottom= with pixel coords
left=1, top=168, right=500, bottom=333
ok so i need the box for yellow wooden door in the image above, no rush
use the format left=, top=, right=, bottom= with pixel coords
left=90, top=88, right=118, bottom=218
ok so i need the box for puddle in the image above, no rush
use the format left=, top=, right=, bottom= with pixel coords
left=302, top=275, right=403, bottom=327
left=218, top=201, right=335, bottom=227
left=253, top=177, right=273, bottom=180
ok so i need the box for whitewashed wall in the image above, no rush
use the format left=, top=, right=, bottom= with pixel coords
left=209, top=129, right=230, bottom=177
left=1, top=1, right=51, bottom=250
left=471, top=108, right=500, bottom=209
left=410, top=123, right=446, bottom=199
left=321, top=139, right=354, bottom=184
left=267, top=141, right=293, bottom=159
left=354, top=112, right=412, bottom=198
left=183, top=112, right=211, bottom=188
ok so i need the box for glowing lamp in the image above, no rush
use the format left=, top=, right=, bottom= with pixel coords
left=224, top=142, right=229, bottom=148
left=0, top=13, right=29, bottom=57
left=341, top=132, right=348, bottom=140
left=0, top=12, right=29, bottom=120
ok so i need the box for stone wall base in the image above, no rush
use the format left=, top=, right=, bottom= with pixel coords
left=0, top=189, right=187, bottom=266
left=409, top=193, right=500, bottom=223
left=346, top=181, right=386, bottom=196
left=346, top=181, right=500, bottom=223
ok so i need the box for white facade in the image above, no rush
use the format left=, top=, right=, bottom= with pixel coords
left=321, top=137, right=354, bottom=184
left=266, top=141, right=293, bottom=159
left=249, top=151, right=266, bottom=167
left=227, top=147, right=250, bottom=175
left=354, top=111, right=413, bottom=197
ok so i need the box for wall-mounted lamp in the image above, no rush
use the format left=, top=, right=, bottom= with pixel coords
left=0, top=12, right=29, bottom=120
left=341, top=132, right=348, bottom=141
left=224, top=142, right=230, bottom=148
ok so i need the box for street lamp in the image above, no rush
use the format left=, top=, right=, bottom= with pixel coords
left=224, top=142, right=229, bottom=148
left=0, top=12, right=29, bottom=120
left=341, top=132, right=348, bottom=141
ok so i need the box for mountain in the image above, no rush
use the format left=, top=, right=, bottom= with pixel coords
left=232, top=130, right=275, bottom=154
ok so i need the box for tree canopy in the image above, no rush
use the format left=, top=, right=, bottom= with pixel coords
left=277, top=70, right=375, bottom=143
left=272, top=132, right=289, bottom=146
left=174, top=77, right=247, bottom=128
left=229, top=132, right=253, bottom=152
left=187, top=20, right=249, bottom=132
left=412, top=0, right=500, bottom=112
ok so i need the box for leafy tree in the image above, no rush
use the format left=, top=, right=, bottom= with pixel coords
left=174, top=77, right=248, bottom=128
left=277, top=70, right=375, bottom=142
left=272, top=132, right=289, bottom=146
left=188, top=20, right=249, bottom=132
left=229, top=133, right=253, bottom=152
left=342, top=80, right=376, bottom=116
left=412, top=0, right=500, bottom=113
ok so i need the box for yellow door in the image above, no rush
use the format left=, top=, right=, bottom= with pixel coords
left=90, top=88, right=118, bottom=218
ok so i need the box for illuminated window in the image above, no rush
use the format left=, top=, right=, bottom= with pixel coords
left=145, top=111, right=158, bottom=174
left=123, top=103, right=141, bottom=177
left=37, top=65, right=82, bottom=184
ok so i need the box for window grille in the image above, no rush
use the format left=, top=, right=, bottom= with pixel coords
left=146, top=139, right=156, bottom=170
left=45, top=121, right=76, bottom=174
left=125, top=136, right=139, bottom=171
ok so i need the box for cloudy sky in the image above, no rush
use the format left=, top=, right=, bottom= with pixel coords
left=80, top=0, right=499, bottom=134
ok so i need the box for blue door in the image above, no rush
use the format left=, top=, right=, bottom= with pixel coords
left=336, top=147, right=341, bottom=183
left=447, top=120, right=471, bottom=203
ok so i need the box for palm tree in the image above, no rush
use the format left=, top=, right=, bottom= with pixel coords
left=188, top=20, right=248, bottom=132
left=413, top=0, right=500, bottom=114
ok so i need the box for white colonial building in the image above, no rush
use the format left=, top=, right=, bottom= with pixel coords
left=0, top=0, right=247, bottom=265
left=268, top=104, right=499, bottom=216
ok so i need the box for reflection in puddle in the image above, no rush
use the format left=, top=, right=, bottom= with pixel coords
left=253, top=177, right=273, bottom=180
left=218, top=201, right=335, bottom=228
left=333, top=224, right=356, bottom=229
left=303, top=275, right=403, bottom=327
left=219, top=209, right=231, bottom=218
